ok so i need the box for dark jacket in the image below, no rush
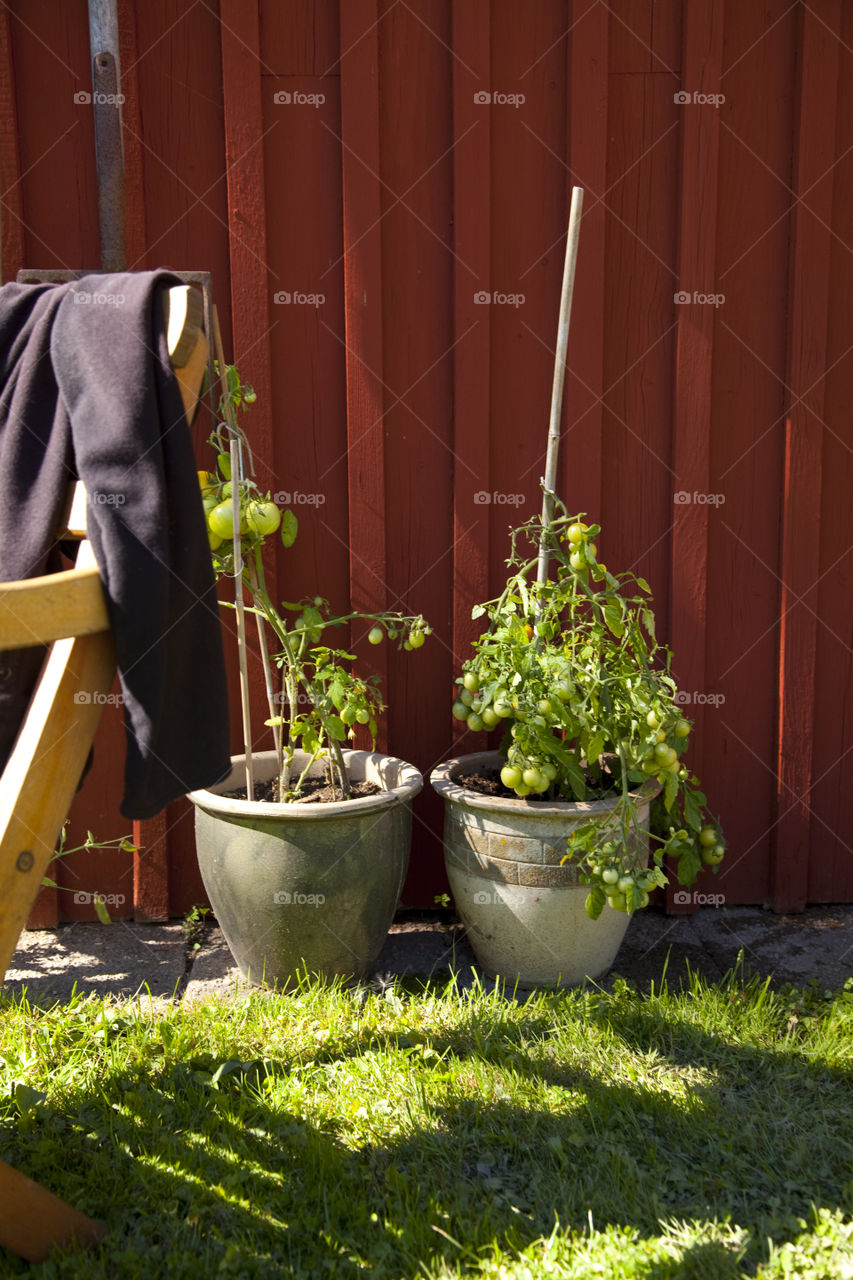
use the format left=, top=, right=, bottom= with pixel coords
left=0, top=271, right=230, bottom=818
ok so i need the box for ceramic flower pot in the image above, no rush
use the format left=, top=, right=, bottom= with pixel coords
left=188, top=749, right=422, bottom=989
left=431, top=750, right=658, bottom=988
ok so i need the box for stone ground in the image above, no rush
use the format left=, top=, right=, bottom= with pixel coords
left=4, top=905, right=853, bottom=1005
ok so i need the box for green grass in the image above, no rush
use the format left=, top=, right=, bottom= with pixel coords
left=1, top=962, right=853, bottom=1278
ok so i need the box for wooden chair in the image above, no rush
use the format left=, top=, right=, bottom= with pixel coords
left=0, top=283, right=208, bottom=1264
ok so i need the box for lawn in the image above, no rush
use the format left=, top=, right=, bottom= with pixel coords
left=1, top=963, right=852, bottom=1278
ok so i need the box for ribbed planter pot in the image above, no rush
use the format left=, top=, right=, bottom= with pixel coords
left=431, top=750, right=659, bottom=988
left=187, top=749, right=422, bottom=989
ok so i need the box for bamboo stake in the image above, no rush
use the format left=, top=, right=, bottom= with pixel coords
left=537, top=186, right=584, bottom=587
left=211, top=306, right=254, bottom=797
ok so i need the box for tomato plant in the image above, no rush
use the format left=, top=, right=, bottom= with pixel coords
left=205, top=365, right=429, bottom=802
left=451, top=500, right=724, bottom=917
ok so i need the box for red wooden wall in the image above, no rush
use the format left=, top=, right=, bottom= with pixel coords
left=2, top=0, right=851, bottom=922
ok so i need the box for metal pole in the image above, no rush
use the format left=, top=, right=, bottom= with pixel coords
left=536, top=186, right=584, bottom=586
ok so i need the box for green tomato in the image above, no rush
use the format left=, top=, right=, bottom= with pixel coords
left=617, top=874, right=634, bottom=894
left=500, top=765, right=522, bottom=789
left=608, top=892, right=628, bottom=913
left=567, top=522, right=587, bottom=544
left=555, top=681, right=573, bottom=703
left=542, top=761, right=558, bottom=781
left=675, top=718, right=691, bottom=738
left=367, top=626, right=384, bottom=645
left=460, top=689, right=474, bottom=708
left=569, top=551, right=587, bottom=573
left=522, top=767, right=546, bottom=791
left=513, top=783, right=531, bottom=797
left=493, top=698, right=513, bottom=718
left=217, top=451, right=232, bottom=480
left=466, top=713, right=484, bottom=733
left=646, top=710, right=660, bottom=729
left=537, top=699, right=552, bottom=716
left=245, top=500, right=281, bottom=537
left=699, top=826, right=718, bottom=848
left=341, top=706, right=358, bottom=726
left=602, top=868, right=620, bottom=885
left=208, top=501, right=241, bottom=540
left=702, top=845, right=725, bottom=866
left=452, top=700, right=469, bottom=722
left=481, top=707, right=500, bottom=729
left=463, top=672, right=480, bottom=693
left=408, top=629, right=425, bottom=649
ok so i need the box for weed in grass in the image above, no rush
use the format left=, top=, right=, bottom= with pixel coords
left=0, top=969, right=852, bottom=1277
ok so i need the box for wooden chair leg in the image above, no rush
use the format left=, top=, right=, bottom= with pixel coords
left=0, top=1157, right=106, bottom=1263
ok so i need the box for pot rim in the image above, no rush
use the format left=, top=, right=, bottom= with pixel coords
left=187, top=748, right=423, bottom=820
left=430, top=750, right=660, bottom=816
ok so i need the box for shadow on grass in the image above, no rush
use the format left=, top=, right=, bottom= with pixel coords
left=1, top=968, right=851, bottom=1277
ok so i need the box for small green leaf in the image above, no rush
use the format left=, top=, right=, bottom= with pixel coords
left=641, top=609, right=656, bottom=641
left=585, top=885, right=606, bottom=920
left=280, top=509, right=298, bottom=548
left=637, top=577, right=652, bottom=593
left=664, top=771, right=679, bottom=812
left=325, top=715, right=347, bottom=742
left=604, top=601, right=624, bottom=638
left=471, top=605, right=485, bottom=620
left=93, top=895, right=112, bottom=925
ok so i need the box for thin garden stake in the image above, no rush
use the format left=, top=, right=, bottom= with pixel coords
left=212, top=306, right=254, bottom=798
left=537, top=186, right=584, bottom=587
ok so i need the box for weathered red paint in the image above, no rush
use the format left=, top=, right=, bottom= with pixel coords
left=2, top=0, right=851, bottom=923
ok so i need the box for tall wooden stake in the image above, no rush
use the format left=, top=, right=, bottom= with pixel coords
left=537, top=186, right=584, bottom=586
left=212, top=306, right=254, bottom=797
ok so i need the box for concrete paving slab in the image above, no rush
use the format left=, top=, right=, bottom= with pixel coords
left=4, top=921, right=186, bottom=1004
left=4, top=906, right=853, bottom=1006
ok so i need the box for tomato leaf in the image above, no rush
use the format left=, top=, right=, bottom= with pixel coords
left=604, top=601, right=624, bottom=638
left=664, top=771, right=679, bottom=812
left=642, top=609, right=656, bottom=641
left=280, top=509, right=298, bottom=549
left=93, top=896, right=112, bottom=925
left=471, top=604, right=486, bottom=619
left=325, top=714, right=347, bottom=742
left=585, top=885, right=606, bottom=920
left=637, top=577, right=652, bottom=593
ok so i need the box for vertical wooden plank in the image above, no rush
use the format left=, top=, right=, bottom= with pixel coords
left=771, top=0, right=841, bottom=911
left=808, top=2, right=853, bottom=904
left=451, top=0, right=491, bottom=738
left=132, top=810, right=168, bottom=921
left=116, top=0, right=147, bottom=268
left=0, top=6, right=24, bottom=281
left=220, top=0, right=275, bottom=473
left=563, top=0, right=607, bottom=526
left=339, top=0, right=388, bottom=746
left=669, top=0, right=723, bottom=908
